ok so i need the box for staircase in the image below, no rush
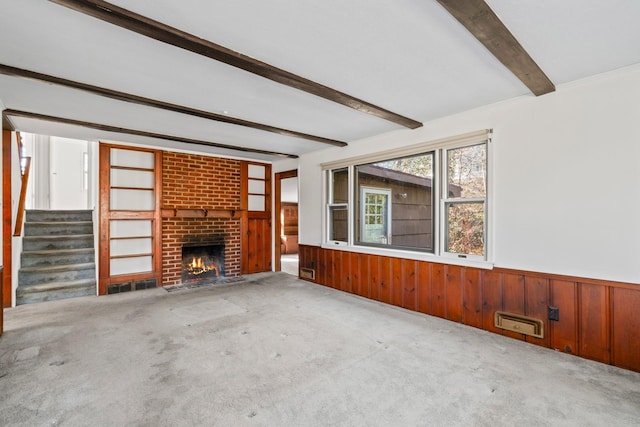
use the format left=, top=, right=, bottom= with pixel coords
left=17, top=210, right=96, bottom=305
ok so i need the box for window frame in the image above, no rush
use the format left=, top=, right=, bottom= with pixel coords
left=326, top=167, right=350, bottom=245
left=440, top=141, right=488, bottom=262
left=321, top=130, right=492, bottom=268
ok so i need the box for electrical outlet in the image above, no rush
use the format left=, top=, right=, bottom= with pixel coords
left=548, top=306, right=560, bottom=321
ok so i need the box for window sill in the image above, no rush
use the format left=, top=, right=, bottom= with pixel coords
left=320, top=242, right=494, bottom=270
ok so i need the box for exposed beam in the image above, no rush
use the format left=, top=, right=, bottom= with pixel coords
left=4, top=109, right=298, bottom=159
left=0, top=64, right=346, bottom=147
left=2, top=114, right=14, bottom=131
left=436, top=0, right=555, bottom=96
left=1, top=98, right=12, bottom=131
left=49, top=0, right=423, bottom=129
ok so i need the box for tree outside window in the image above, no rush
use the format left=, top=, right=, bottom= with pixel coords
left=444, top=143, right=487, bottom=256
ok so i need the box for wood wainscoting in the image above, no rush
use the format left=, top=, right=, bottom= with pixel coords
left=298, top=245, right=640, bottom=373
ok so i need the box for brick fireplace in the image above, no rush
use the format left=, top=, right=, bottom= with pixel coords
left=162, top=152, right=242, bottom=286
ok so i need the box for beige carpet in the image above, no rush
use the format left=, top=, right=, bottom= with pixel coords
left=1, top=272, right=639, bottom=426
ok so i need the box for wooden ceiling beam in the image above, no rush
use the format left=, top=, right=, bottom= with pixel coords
left=49, top=0, right=423, bottom=129
left=3, top=109, right=298, bottom=159
left=2, top=114, right=14, bottom=131
left=437, top=0, right=555, bottom=96
left=0, top=64, right=346, bottom=147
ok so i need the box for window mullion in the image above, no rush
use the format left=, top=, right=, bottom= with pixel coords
left=445, top=197, right=485, bottom=203
left=348, top=165, right=354, bottom=245
left=435, top=148, right=443, bottom=256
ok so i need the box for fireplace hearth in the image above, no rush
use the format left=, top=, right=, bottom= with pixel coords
left=181, top=244, right=225, bottom=284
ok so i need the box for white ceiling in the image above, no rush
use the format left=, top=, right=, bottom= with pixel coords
left=1, top=0, right=639, bottom=161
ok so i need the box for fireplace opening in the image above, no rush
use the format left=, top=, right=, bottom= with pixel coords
left=181, top=244, right=225, bottom=284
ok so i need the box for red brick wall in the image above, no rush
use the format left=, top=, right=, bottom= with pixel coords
left=162, top=152, right=242, bottom=285
left=162, top=152, right=241, bottom=209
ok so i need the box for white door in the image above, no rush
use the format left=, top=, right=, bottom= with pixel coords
left=50, top=137, right=88, bottom=210
left=360, top=187, right=392, bottom=244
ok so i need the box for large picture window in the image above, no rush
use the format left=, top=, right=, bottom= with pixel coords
left=355, top=152, right=434, bottom=251
left=324, top=130, right=490, bottom=262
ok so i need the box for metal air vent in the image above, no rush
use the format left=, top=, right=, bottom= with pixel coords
left=494, top=311, right=544, bottom=338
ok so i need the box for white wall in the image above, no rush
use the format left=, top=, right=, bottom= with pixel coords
left=272, top=158, right=297, bottom=174
left=295, top=65, right=640, bottom=284
left=22, top=133, right=51, bottom=209
left=281, top=177, right=298, bottom=203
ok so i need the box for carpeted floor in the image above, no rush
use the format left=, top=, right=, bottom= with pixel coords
left=1, top=272, right=639, bottom=426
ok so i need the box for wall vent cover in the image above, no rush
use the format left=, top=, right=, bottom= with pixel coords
left=299, top=267, right=315, bottom=281
left=494, top=311, right=544, bottom=338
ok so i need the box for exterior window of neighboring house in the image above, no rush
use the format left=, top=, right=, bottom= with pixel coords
left=360, top=187, right=392, bottom=244
left=323, top=130, right=490, bottom=261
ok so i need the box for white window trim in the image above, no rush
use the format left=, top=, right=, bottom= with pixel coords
left=326, top=204, right=348, bottom=246
left=325, top=167, right=351, bottom=246
left=440, top=141, right=489, bottom=262
left=321, top=130, right=493, bottom=269
left=321, top=129, right=490, bottom=170
left=440, top=199, right=487, bottom=263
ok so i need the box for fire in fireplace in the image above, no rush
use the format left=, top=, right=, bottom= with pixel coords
left=181, top=244, right=225, bottom=284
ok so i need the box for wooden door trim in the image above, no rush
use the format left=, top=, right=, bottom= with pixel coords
left=2, top=130, right=11, bottom=307
left=98, top=143, right=162, bottom=294
left=274, top=169, right=298, bottom=271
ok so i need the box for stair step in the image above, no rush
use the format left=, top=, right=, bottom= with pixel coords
left=21, top=248, right=95, bottom=268
left=26, top=210, right=93, bottom=222
left=19, top=262, right=96, bottom=286
left=16, top=278, right=96, bottom=305
left=18, top=210, right=96, bottom=305
left=24, top=221, right=93, bottom=236
left=20, top=262, right=96, bottom=273
left=23, top=234, right=94, bottom=251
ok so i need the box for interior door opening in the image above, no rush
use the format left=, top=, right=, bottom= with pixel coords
left=274, top=170, right=298, bottom=275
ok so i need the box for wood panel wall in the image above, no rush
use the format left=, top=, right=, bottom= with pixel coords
left=299, top=245, right=640, bottom=373
left=2, top=130, right=12, bottom=308
left=0, top=266, right=3, bottom=335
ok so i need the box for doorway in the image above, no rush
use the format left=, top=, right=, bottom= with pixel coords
left=22, top=134, right=91, bottom=210
left=274, top=170, right=298, bottom=275
left=50, top=137, right=89, bottom=210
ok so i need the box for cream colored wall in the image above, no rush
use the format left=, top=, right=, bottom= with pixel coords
left=287, top=64, right=640, bottom=284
